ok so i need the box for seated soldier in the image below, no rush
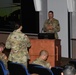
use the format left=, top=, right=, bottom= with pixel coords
left=0, top=42, right=8, bottom=69
left=32, top=50, right=51, bottom=69
left=61, top=64, right=76, bottom=75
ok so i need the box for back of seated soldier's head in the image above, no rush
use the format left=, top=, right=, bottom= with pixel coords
left=39, top=50, right=48, bottom=56
left=39, top=50, right=49, bottom=60
left=31, top=73, right=39, bottom=75
left=62, top=64, right=76, bottom=75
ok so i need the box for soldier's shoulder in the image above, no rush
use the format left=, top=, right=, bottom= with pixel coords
left=45, top=19, right=50, bottom=22
left=46, top=62, right=51, bottom=66
left=53, top=18, right=59, bottom=22
left=23, top=34, right=29, bottom=38
left=0, top=53, right=4, bottom=58
left=33, top=58, right=39, bottom=63
left=17, top=32, right=26, bottom=37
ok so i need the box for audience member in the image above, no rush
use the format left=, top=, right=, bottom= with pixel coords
left=42, top=11, right=60, bottom=39
left=5, top=22, right=31, bottom=68
left=61, top=64, right=76, bottom=75
left=32, top=50, right=51, bottom=69
left=0, top=42, right=8, bottom=68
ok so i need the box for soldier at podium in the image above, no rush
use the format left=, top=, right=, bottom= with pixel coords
left=42, top=11, right=60, bottom=39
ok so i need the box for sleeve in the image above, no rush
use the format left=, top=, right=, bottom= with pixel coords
left=23, top=34, right=31, bottom=48
left=5, top=34, right=11, bottom=49
left=53, top=20, right=60, bottom=32
left=46, top=62, right=51, bottom=69
left=0, top=53, right=7, bottom=61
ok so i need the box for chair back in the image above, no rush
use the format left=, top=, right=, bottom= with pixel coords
left=69, top=60, right=76, bottom=69
left=51, top=66, right=63, bottom=75
left=8, top=61, right=30, bottom=75
left=28, top=64, right=54, bottom=75
left=0, top=60, right=9, bottom=75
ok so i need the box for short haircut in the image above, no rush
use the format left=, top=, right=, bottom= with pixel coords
left=48, top=11, right=54, bottom=14
left=14, top=22, right=22, bottom=30
left=39, top=50, right=49, bottom=56
left=63, top=64, right=76, bottom=75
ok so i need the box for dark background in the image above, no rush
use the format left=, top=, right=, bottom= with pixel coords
left=0, top=0, right=39, bottom=34
left=21, top=0, right=39, bottom=33
left=13, top=0, right=21, bottom=3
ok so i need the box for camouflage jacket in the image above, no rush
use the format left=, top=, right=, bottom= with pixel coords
left=32, top=58, right=51, bottom=69
left=43, top=18, right=60, bottom=39
left=5, top=30, right=31, bottom=63
left=0, top=52, right=8, bottom=69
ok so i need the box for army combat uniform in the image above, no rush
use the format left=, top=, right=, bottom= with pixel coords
left=5, top=30, right=31, bottom=67
left=43, top=18, right=60, bottom=39
left=32, top=58, right=51, bottom=69
left=0, top=52, right=8, bottom=69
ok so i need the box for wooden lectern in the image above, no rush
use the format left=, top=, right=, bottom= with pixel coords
left=29, top=39, right=61, bottom=67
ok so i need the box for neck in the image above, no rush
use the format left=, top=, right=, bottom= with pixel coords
left=39, top=56, right=44, bottom=60
left=49, top=18, right=53, bottom=21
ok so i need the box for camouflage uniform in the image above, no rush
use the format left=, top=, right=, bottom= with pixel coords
left=5, top=30, right=31, bottom=67
left=0, top=52, right=8, bottom=69
left=32, top=58, right=51, bottom=69
left=43, top=18, right=60, bottom=39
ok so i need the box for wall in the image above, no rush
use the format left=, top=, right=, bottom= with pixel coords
left=39, top=0, right=47, bottom=32
left=72, top=12, right=76, bottom=38
left=47, top=0, right=68, bottom=57
left=0, top=33, right=9, bottom=43
left=71, top=0, right=76, bottom=58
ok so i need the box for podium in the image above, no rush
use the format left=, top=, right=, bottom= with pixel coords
left=29, top=39, right=61, bottom=67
